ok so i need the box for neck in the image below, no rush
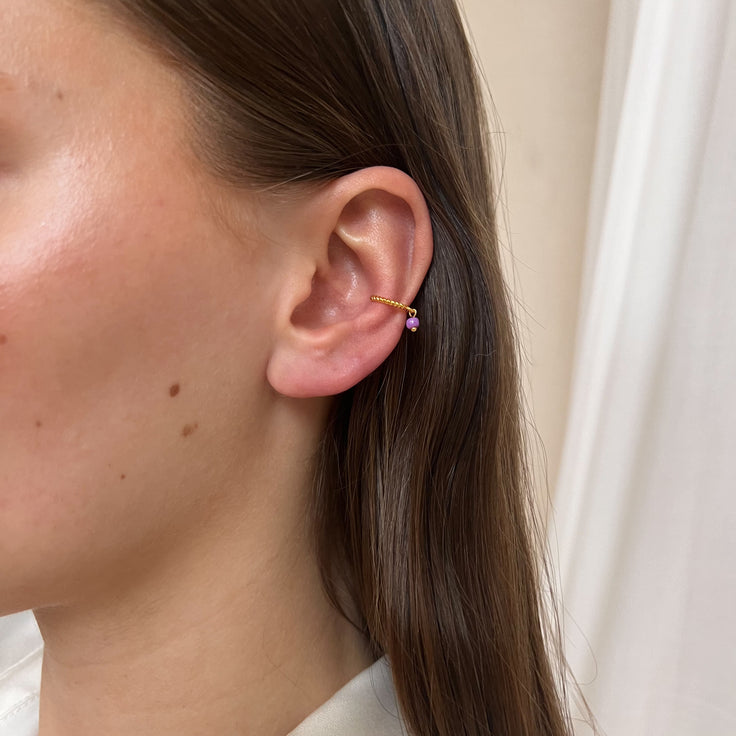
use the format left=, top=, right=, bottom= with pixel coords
left=33, top=474, right=374, bottom=736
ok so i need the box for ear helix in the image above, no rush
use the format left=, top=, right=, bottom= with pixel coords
left=370, top=295, right=420, bottom=332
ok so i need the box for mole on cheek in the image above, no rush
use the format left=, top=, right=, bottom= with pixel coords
left=35, top=420, right=42, bottom=428
left=120, top=474, right=126, bottom=480
left=181, top=422, right=199, bottom=438
left=169, top=383, right=180, bottom=397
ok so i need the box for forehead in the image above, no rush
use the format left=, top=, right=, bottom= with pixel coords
left=0, top=0, right=191, bottom=162
left=0, top=73, right=18, bottom=92
left=1, top=0, right=94, bottom=86
left=0, top=0, right=180, bottom=106
left=0, top=71, right=60, bottom=114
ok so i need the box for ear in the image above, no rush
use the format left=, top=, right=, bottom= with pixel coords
left=266, top=166, right=433, bottom=398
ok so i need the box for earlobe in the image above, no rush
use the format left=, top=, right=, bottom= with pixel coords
left=266, top=167, right=433, bottom=398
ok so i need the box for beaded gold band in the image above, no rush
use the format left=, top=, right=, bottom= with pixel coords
left=370, top=295, right=420, bottom=332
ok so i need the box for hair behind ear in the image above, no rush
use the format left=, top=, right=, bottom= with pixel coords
left=304, top=2, right=576, bottom=733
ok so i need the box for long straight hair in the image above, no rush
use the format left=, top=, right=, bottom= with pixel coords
left=100, top=1, right=575, bottom=733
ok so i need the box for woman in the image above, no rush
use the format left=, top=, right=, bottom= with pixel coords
left=0, top=0, right=574, bottom=734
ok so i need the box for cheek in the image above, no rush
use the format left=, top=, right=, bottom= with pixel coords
left=0, top=155, right=269, bottom=612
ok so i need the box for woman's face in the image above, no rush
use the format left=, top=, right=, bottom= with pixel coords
left=1, top=0, right=289, bottom=613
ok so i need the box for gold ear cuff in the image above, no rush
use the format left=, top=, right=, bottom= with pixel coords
left=370, top=295, right=419, bottom=332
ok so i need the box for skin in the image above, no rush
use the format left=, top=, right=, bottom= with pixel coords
left=0, top=0, right=433, bottom=734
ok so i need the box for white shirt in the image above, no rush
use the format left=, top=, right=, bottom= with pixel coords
left=0, top=611, right=406, bottom=736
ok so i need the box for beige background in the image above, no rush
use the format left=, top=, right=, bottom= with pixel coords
left=459, top=1, right=611, bottom=495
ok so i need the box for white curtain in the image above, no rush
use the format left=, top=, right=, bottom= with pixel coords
left=553, top=1, right=736, bottom=734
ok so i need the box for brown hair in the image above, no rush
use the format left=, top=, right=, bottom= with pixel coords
left=98, top=1, right=576, bottom=733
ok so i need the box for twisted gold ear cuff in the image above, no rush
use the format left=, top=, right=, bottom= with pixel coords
left=370, top=295, right=419, bottom=332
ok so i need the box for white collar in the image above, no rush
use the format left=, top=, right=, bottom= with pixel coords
left=287, top=655, right=406, bottom=736
left=0, top=612, right=42, bottom=736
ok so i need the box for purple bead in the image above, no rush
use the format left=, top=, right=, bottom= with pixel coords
left=406, top=317, right=420, bottom=332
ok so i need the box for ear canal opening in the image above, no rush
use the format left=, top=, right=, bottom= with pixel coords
left=290, top=233, right=366, bottom=330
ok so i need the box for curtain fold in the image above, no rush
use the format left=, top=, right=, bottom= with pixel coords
left=553, top=1, right=736, bottom=733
